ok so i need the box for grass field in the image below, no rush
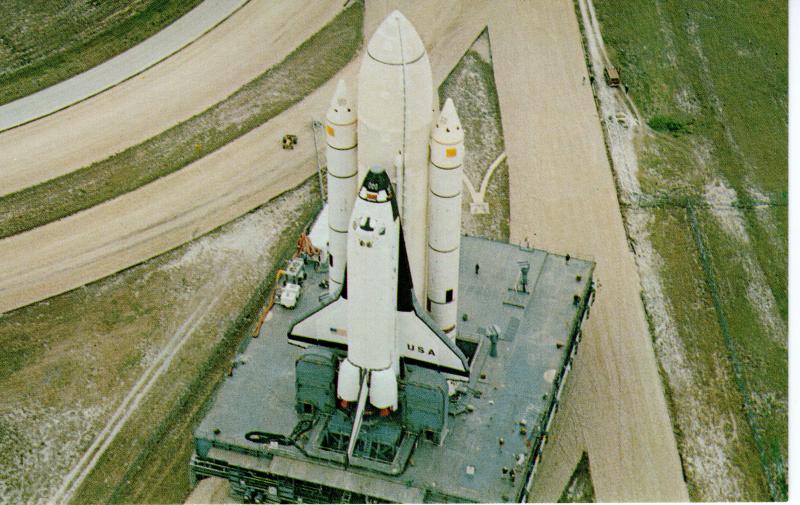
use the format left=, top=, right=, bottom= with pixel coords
left=73, top=183, right=321, bottom=504
left=0, top=0, right=203, bottom=105
left=592, top=0, right=787, bottom=500
left=0, top=1, right=363, bottom=239
left=0, top=176, right=320, bottom=504
left=438, top=31, right=510, bottom=242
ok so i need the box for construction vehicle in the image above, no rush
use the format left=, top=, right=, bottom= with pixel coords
left=275, top=257, right=307, bottom=309
left=604, top=65, right=620, bottom=87
left=277, top=283, right=301, bottom=309
left=252, top=233, right=321, bottom=336
left=282, top=134, right=298, bottom=150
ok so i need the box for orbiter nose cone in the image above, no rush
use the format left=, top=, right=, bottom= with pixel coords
left=327, top=79, right=356, bottom=124
left=367, top=10, right=426, bottom=65
left=432, top=98, right=463, bottom=144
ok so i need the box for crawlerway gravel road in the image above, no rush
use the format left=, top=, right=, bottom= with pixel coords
left=0, top=0, right=248, bottom=132
left=489, top=0, right=689, bottom=500
left=0, top=0, right=489, bottom=313
left=1, top=1, right=688, bottom=501
left=0, top=0, right=342, bottom=197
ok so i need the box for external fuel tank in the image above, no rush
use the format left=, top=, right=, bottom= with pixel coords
left=357, top=11, right=433, bottom=304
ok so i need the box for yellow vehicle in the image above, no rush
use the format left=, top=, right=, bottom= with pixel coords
left=604, top=65, right=620, bottom=87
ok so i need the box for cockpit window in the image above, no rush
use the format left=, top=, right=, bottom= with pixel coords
left=359, top=216, right=374, bottom=231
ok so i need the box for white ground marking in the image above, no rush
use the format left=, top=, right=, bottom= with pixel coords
left=463, top=151, right=506, bottom=214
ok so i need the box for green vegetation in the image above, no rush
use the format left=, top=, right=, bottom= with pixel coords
left=73, top=182, right=322, bottom=504
left=438, top=32, right=509, bottom=241
left=558, top=452, right=595, bottom=502
left=646, top=114, right=692, bottom=136
left=0, top=175, right=320, bottom=503
left=0, top=0, right=203, bottom=105
left=647, top=207, right=771, bottom=499
left=0, top=1, right=363, bottom=239
left=594, top=0, right=787, bottom=500
left=692, top=208, right=788, bottom=498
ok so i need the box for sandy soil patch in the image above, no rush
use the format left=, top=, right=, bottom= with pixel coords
left=490, top=0, right=687, bottom=500
left=704, top=178, right=750, bottom=244
left=702, top=178, right=786, bottom=349
left=0, top=0, right=344, bottom=196
left=0, top=0, right=489, bottom=315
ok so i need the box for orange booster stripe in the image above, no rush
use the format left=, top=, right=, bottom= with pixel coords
left=326, top=125, right=335, bottom=136
left=446, top=147, right=457, bottom=157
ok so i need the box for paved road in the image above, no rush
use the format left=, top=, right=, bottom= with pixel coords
left=0, top=1, right=488, bottom=314
left=0, top=0, right=343, bottom=197
left=0, top=0, right=248, bottom=133
left=489, top=1, right=689, bottom=501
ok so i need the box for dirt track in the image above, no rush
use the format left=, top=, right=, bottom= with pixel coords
left=489, top=1, right=688, bottom=501
left=0, top=0, right=342, bottom=197
left=185, top=477, right=234, bottom=504
left=0, top=1, right=488, bottom=314
left=0, top=0, right=248, bottom=132
left=2, top=1, right=688, bottom=500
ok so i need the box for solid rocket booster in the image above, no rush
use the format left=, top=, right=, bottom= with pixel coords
left=337, top=166, right=400, bottom=411
left=357, top=11, right=433, bottom=304
left=426, top=99, right=464, bottom=338
left=325, top=80, right=358, bottom=295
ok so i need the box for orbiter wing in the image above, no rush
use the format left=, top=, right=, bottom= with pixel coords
left=288, top=229, right=470, bottom=379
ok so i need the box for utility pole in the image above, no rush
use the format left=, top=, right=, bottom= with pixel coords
left=311, top=119, right=326, bottom=202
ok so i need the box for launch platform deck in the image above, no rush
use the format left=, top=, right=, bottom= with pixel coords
left=191, top=236, right=594, bottom=503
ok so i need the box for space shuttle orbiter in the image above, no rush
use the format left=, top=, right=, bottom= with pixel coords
left=288, top=11, right=468, bottom=415
left=289, top=166, right=469, bottom=411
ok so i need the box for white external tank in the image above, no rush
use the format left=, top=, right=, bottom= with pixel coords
left=325, top=80, right=358, bottom=295
left=426, top=98, right=464, bottom=338
left=346, top=169, right=398, bottom=373
left=357, top=10, right=432, bottom=304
